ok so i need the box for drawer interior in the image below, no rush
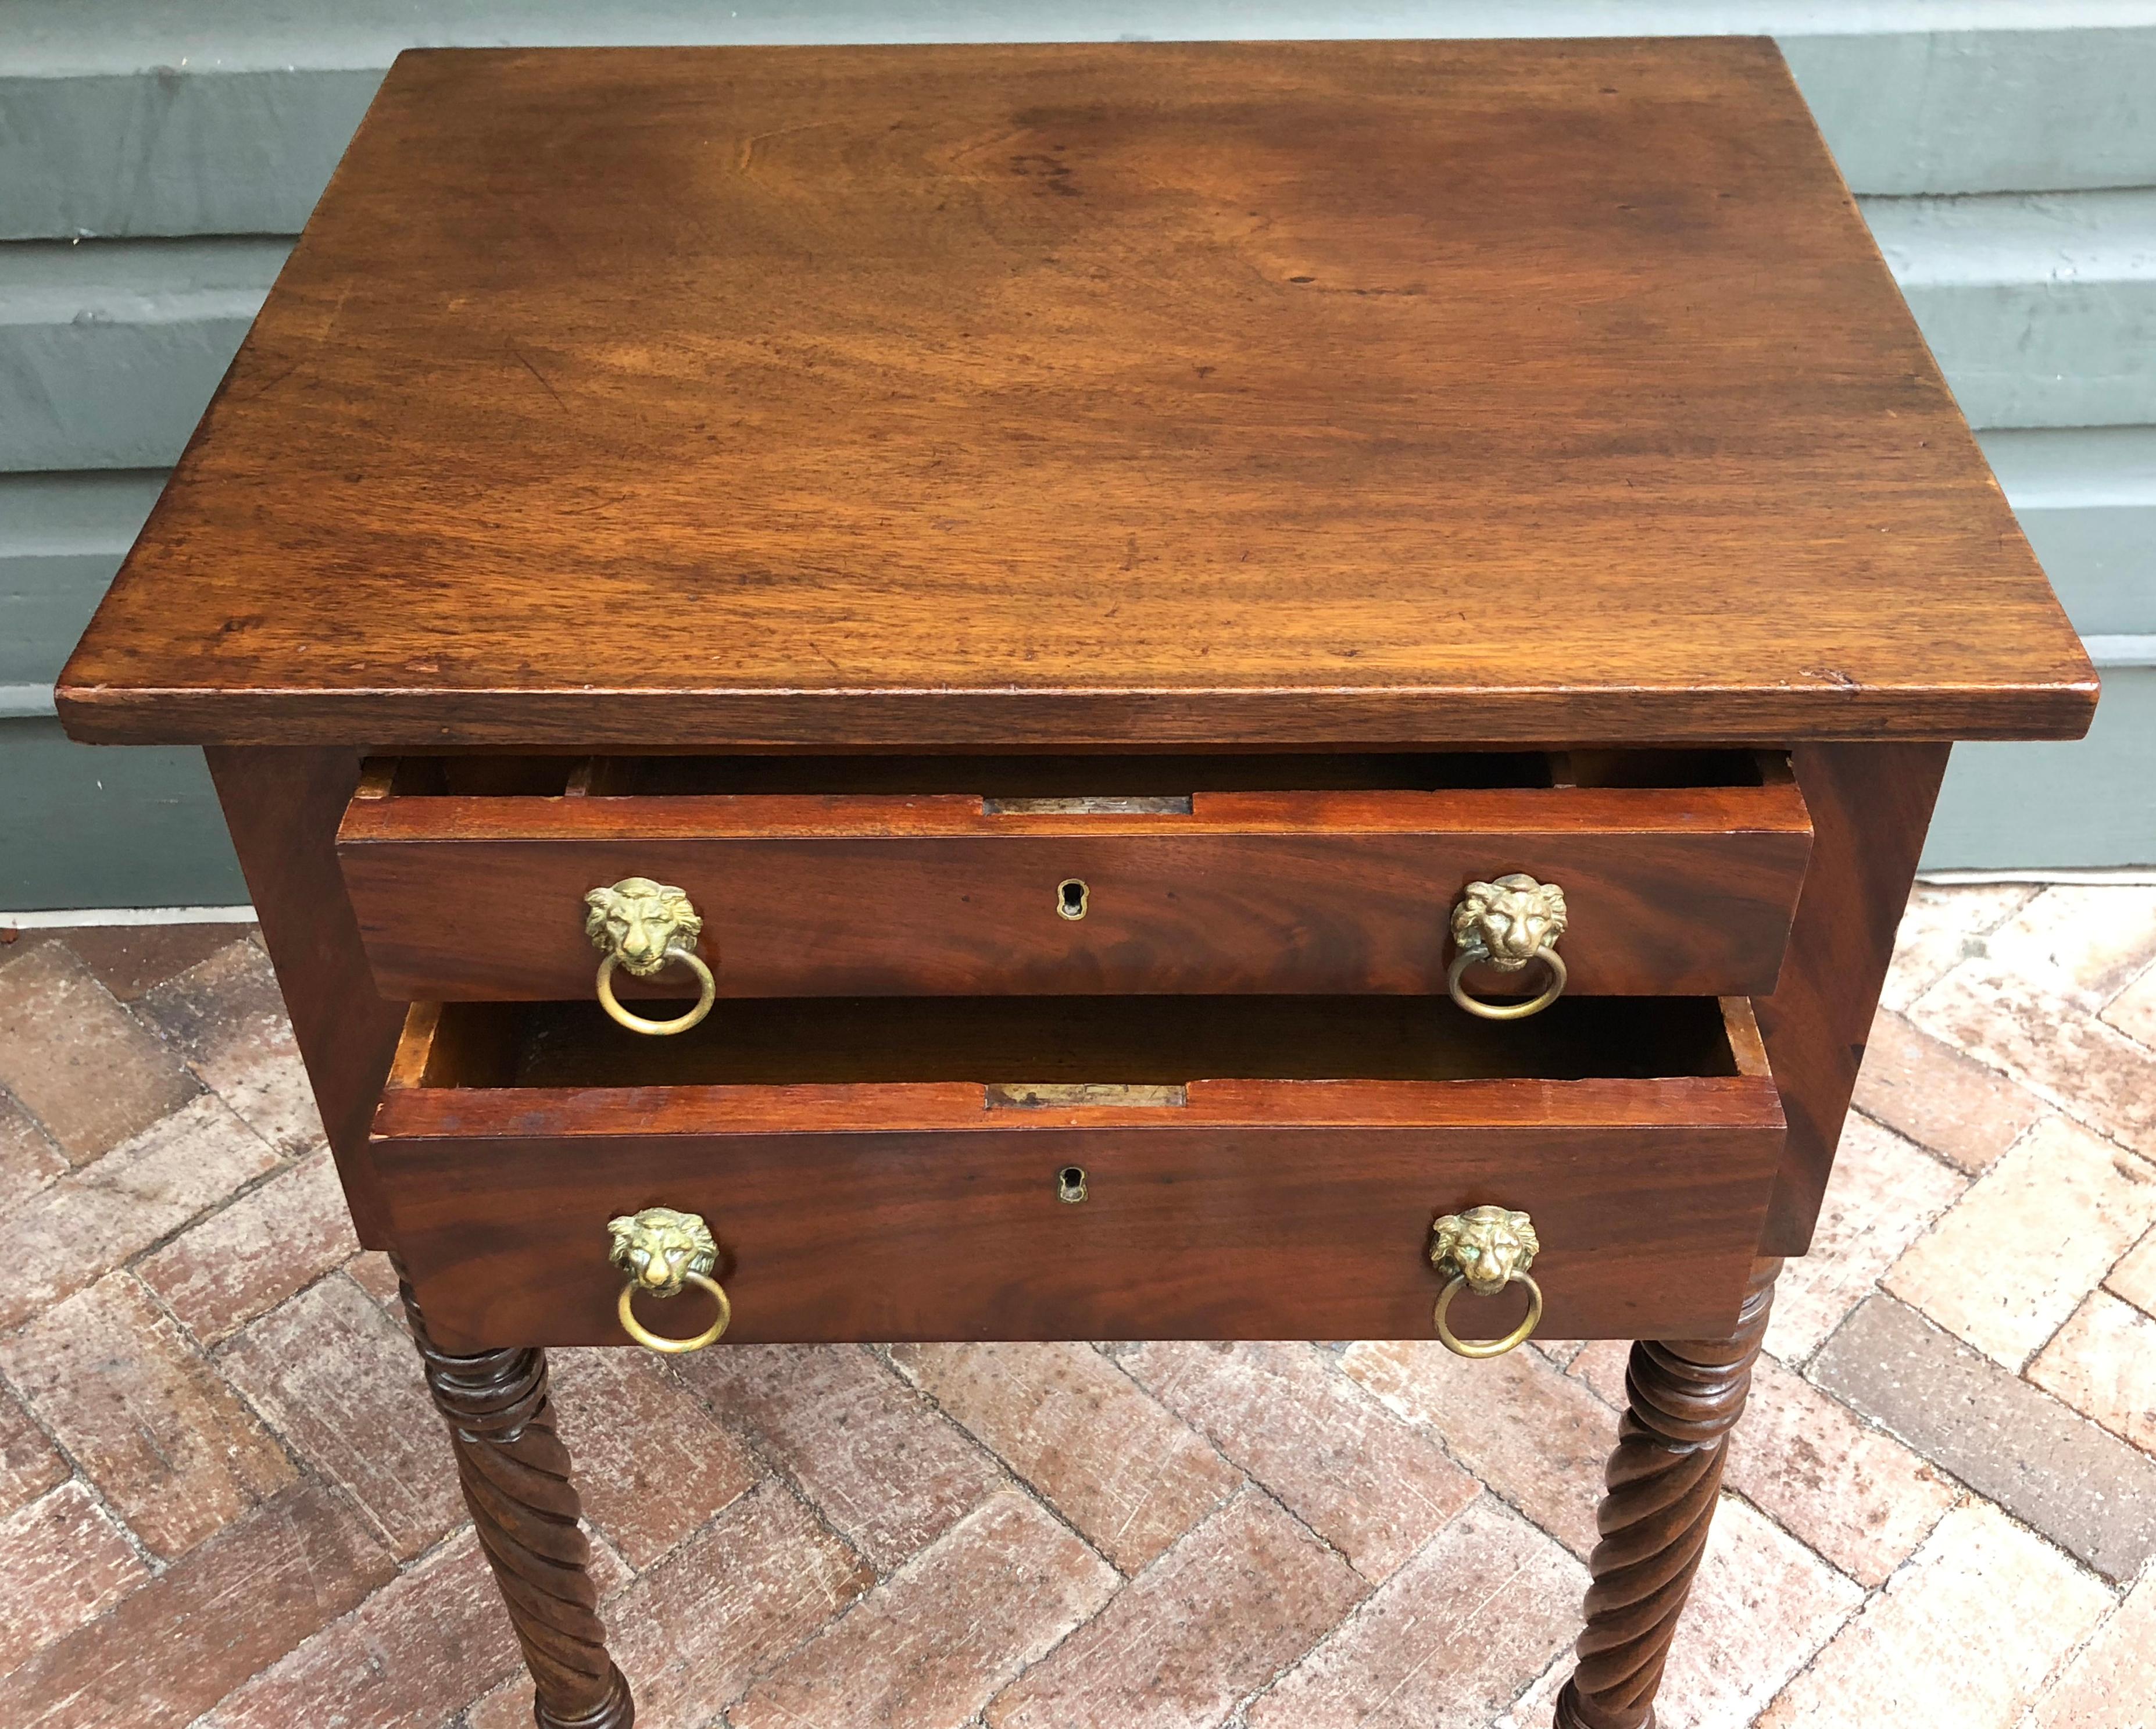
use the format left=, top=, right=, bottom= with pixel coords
left=398, top=992, right=1762, bottom=1094
left=366, top=746, right=1784, bottom=803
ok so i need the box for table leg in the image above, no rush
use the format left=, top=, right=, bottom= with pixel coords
left=1555, top=1256, right=1780, bottom=1729
left=396, top=1271, right=635, bottom=1728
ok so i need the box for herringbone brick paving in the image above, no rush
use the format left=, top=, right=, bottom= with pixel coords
left=0, top=885, right=2152, bottom=1727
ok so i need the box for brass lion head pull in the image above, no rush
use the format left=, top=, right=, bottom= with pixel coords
left=606, top=1206, right=731, bottom=1353
left=584, top=878, right=717, bottom=1036
left=1447, top=874, right=1568, bottom=1021
left=1429, top=1204, right=1543, bottom=1358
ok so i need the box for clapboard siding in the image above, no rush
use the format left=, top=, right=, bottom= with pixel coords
left=1930, top=671, right=2156, bottom=869
left=0, top=472, right=164, bottom=716
left=3, top=5, right=2152, bottom=903
left=1872, top=190, right=2156, bottom=428
left=6, top=15, right=2155, bottom=237
left=0, top=719, right=244, bottom=909
left=1978, top=427, right=2156, bottom=637
left=0, top=238, right=288, bottom=471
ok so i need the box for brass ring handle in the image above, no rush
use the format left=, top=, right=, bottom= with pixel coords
left=1447, top=874, right=1568, bottom=1021
left=584, top=877, right=716, bottom=1036
left=1431, top=1204, right=1542, bottom=1359
left=618, top=1272, right=731, bottom=1355
left=607, top=1207, right=731, bottom=1355
left=1446, top=946, right=1566, bottom=1021
left=595, top=948, right=717, bottom=1037
left=1434, top=1271, right=1544, bottom=1358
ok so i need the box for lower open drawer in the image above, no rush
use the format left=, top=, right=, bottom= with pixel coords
left=370, top=994, right=1785, bottom=1351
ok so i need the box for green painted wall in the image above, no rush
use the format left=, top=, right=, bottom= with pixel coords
left=4, top=2, right=2152, bottom=905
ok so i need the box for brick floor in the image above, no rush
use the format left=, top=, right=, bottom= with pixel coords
left=0, top=889, right=2151, bottom=1727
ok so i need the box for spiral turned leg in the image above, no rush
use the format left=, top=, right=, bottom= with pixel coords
left=397, top=1272, right=635, bottom=1729
left=1555, top=1257, right=1780, bottom=1729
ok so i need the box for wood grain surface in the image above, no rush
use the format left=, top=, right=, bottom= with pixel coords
left=370, top=995, right=1782, bottom=1349
left=59, top=40, right=2093, bottom=749
left=205, top=746, right=407, bottom=1245
left=338, top=777, right=1812, bottom=1001
left=1755, top=742, right=1950, bottom=1253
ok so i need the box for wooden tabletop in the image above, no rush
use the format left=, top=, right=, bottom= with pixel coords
left=59, top=40, right=2095, bottom=749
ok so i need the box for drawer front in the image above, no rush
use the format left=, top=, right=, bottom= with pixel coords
left=339, top=771, right=1812, bottom=1002
left=371, top=1005, right=1786, bottom=1352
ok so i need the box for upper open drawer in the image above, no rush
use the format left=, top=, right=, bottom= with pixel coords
left=337, top=748, right=1812, bottom=1003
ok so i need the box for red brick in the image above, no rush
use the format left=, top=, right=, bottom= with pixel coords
left=891, top=1341, right=1238, bottom=1573
left=0, top=944, right=199, bottom=1163
left=219, top=1273, right=462, bottom=1559
left=57, top=925, right=256, bottom=1003
left=1764, top=1112, right=1965, bottom=1364
left=734, top=1491, right=1116, bottom=1729
left=0, top=1091, right=66, bottom=1211
left=1977, top=885, right=2156, bottom=1010
left=595, top=1480, right=871, bottom=1729
left=2111, top=1223, right=2156, bottom=1317
left=677, top=1344, right=999, bottom=1569
left=1812, top=1295, right=2156, bottom=1583
left=344, top=1249, right=404, bottom=1307
left=1853, top=1008, right=2046, bottom=1174
left=0, top=1380, right=68, bottom=1517
left=1878, top=883, right=2036, bottom=1013
left=1565, top=1337, right=1632, bottom=1408
left=2030, top=1563, right=2156, bottom=1728
left=1724, top=1354, right=1954, bottom=1587
left=0, top=1094, right=281, bottom=1330
left=0, top=1481, right=149, bottom=1678
left=1343, top=1338, right=1615, bottom=1557
left=985, top=1491, right=1364, bottom=1729
left=1122, top=1339, right=1477, bottom=1582
left=1915, top=961, right=2156, bottom=1160
left=2029, top=1290, right=2156, bottom=1456
left=195, top=1527, right=521, bottom=1729
left=0, top=1482, right=395, bottom=1728
left=1649, top=1495, right=1863, bottom=1724
left=1758, top=1501, right=2110, bottom=1729
left=135, top=1149, right=360, bottom=1346
left=547, top=1349, right=759, bottom=1569
left=137, top=940, right=321, bottom=1155
left=1249, top=1495, right=1583, bottom=1728
left=1885, top=1116, right=2156, bottom=1370
left=0, top=1274, right=293, bottom=1559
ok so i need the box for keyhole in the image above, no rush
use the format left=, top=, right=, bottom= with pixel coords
left=1057, top=1165, right=1088, bottom=1204
left=1056, top=878, right=1089, bottom=920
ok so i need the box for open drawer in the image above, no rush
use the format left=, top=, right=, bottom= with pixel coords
left=338, top=748, right=1813, bottom=1003
left=371, top=991, right=1786, bottom=1351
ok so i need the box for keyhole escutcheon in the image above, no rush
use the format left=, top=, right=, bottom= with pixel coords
left=1056, top=878, right=1089, bottom=920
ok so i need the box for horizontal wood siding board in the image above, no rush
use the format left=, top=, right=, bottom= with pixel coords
left=0, top=69, right=385, bottom=240
left=0, top=238, right=287, bottom=472
left=0, top=717, right=244, bottom=909
left=1867, top=189, right=2156, bottom=430
left=1924, top=669, right=2156, bottom=869
left=5, top=19, right=2153, bottom=235
left=0, top=555, right=127, bottom=706
left=1781, top=28, right=2156, bottom=195
left=1979, top=427, right=2156, bottom=639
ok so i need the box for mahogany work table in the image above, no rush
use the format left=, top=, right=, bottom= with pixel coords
left=60, top=40, right=2096, bottom=1729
